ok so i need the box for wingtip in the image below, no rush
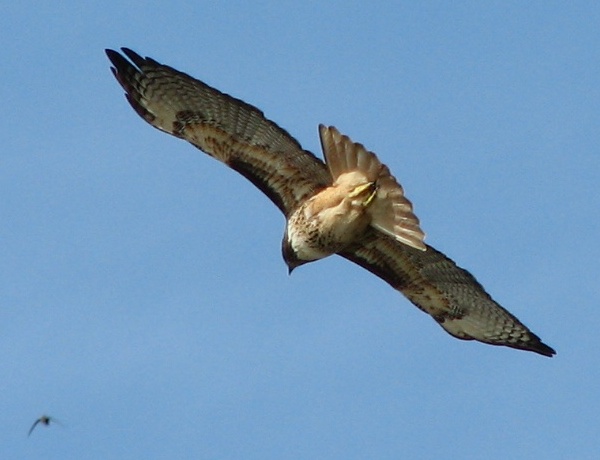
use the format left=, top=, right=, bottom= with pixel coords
left=105, top=47, right=147, bottom=68
left=521, top=327, right=556, bottom=357
left=104, top=48, right=120, bottom=65
left=513, top=332, right=556, bottom=357
left=496, top=329, right=557, bottom=357
left=531, top=341, right=556, bottom=358
left=120, top=47, right=138, bottom=58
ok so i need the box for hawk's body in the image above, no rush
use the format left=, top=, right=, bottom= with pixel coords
left=106, top=48, right=555, bottom=357
left=284, top=125, right=426, bottom=269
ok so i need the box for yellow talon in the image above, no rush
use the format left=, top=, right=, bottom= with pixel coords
left=349, top=182, right=377, bottom=206
left=364, top=186, right=377, bottom=206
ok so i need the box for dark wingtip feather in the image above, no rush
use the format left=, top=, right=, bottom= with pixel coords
left=105, top=48, right=146, bottom=73
left=527, top=338, right=556, bottom=358
left=120, top=47, right=146, bottom=67
left=105, top=48, right=127, bottom=69
left=508, top=330, right=555, bottom=357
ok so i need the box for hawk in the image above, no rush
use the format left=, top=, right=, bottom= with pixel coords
left=106, top=48, right=555, bottom=357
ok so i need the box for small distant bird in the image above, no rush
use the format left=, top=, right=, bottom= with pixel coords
left=105, top=48, right=555, bottom=357
left=28, top=415, right=61, bottom=437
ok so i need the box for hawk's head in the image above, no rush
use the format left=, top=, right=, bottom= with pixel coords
left=281, top=231, right=309, bottom=275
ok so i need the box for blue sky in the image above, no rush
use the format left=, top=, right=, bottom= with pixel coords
left=2, top=2, right=599, bottom=458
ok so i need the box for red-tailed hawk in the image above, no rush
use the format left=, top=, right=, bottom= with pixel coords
left=106, top=48, right=555, bottom=357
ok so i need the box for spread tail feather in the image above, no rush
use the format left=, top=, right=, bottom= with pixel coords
left=319, top=125, right=426, bottom=250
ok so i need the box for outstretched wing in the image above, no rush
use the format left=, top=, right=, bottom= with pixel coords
left=341, top=230, right=555, bottom=357
left=106, top=48, right=331, bottom=215
left=27, top=419, right=41, bottom=437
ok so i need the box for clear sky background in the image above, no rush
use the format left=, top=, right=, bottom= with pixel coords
left=2, top=2, right=599, bottom=459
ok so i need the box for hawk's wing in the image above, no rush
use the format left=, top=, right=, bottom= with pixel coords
left=341, top=230, right=556, bottom=357
left=106, top=48, right=331, bottom=215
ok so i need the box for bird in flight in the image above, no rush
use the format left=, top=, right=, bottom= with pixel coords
left=106, top=48, right=555, bottom=357
left=28, top=415, right=62, bottom=437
